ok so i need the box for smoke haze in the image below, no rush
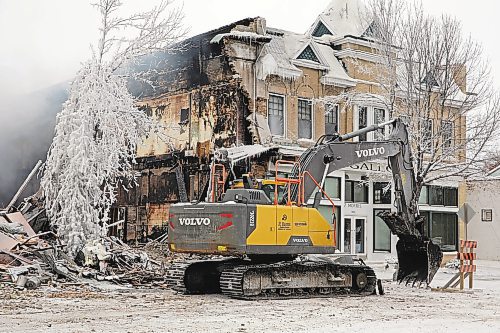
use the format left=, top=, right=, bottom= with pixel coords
left=0, top=83, right=67, bottom=206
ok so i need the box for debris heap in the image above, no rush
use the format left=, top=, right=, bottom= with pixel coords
left=0, top=211, right=170, bottom=290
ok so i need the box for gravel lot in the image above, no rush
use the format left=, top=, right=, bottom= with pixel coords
left=1, top=260, right=499, bottom=333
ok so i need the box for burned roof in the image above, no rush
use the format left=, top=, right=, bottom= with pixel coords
left=127, top=18, right=259, bottom=99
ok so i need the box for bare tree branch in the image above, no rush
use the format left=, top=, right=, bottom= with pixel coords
left=92, top=0, right=188, bottom=71
left=318, top=0, right=500, bottom=212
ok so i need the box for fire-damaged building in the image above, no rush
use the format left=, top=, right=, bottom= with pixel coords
left=115, top=17, right=273, bottom=241
left=115, top=0, right=467, bottom=263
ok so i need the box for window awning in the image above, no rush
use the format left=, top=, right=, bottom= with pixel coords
left=217, top=144, right=277, bottom=164
left=278, top=145, right=307, bottom=157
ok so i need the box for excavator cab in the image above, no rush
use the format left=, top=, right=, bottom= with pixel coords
left=231, top=174, right=288, bottom=204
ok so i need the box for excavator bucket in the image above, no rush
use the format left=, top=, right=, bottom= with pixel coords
left=395, top=235, right=443, bottom=286
left=377, top=211, right=443, bottom=286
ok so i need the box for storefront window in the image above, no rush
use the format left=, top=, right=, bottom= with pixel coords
left=324, top=177, right=341, bottom=199
left=419, top=185, right=428, bottom=204
left=373, top=182, right=391, bottom=204
left=374, top=209, right=391, bottom=252
left=443, top=187, right=458, bottom=207
left=429, top=186, right=444, bottom=205
left=430, top=213, right=458, bottom=251
left=423, top=186, right=458, bottom=207
left=345, top=180, right=368, bottom=203
left=420, top=211, right=430, bottom=237
left=420, top=211, right=458, bottom=252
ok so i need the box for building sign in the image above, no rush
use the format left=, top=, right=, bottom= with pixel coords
left=345, top=203, right=362, bottom=209
left=344, top=202, right=364, bottom=214
left=349, top=162, right=390, bottom=173
left=482, top=209, right=493, bottom=222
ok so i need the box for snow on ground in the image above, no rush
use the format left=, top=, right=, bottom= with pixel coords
left=1, top=260, right=500, bottom=333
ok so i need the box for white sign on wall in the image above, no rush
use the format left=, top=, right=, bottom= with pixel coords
left=349, top=162, right=390, bottom=173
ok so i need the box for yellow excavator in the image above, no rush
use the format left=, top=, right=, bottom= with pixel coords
left=166, top=118, right=442, bottom=299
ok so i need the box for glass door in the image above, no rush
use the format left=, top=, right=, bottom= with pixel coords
left=344, top=218, right=352, bottom=253
left=354, top=218, right=365, bottom=254
left=343, top=216, right=366, bottom=255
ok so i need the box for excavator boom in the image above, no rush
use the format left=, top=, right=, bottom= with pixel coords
left=285, top=118, right=443, bottom=285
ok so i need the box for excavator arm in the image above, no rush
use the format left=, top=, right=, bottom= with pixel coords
left=284, top=118, right=442, bottom=285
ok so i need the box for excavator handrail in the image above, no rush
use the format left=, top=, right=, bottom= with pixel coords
left=300, top=171, right=335, bottom=209
left=274, top=160, right=301, bottom=206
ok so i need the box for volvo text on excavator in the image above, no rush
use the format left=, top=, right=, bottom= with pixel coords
left=165, top=118, right=443, bottom=299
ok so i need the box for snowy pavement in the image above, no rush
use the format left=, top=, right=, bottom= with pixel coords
left=1, top=260, right=500, bottom=333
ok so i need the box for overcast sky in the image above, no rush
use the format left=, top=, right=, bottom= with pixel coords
left=1, top=0, right=499, bottom=99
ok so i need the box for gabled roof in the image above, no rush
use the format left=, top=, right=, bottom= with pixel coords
left=395, top=62, right=471, bottom=106
left=487, top=164, right=500, bottom=178
left=315, top=41, right=357, bottom=87
left=256, top=28, right=304, bottom=80
left=292, top=42, right=330, bottom=70
left=306, top=0, right=370, bottom=38
left=421, top=72, right=440, bottom=87
left=257, top=27, right=356, bottom=87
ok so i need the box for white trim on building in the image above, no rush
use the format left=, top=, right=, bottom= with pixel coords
left=312, top=160, right=461, bottom=263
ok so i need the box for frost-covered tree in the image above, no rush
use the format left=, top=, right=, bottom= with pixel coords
left=41, top=0, right=185, bottom=256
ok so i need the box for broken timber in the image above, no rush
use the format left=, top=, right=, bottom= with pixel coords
left=175, top=165, right=188, bottom=202
left=5, top=160, right=42, bottom=213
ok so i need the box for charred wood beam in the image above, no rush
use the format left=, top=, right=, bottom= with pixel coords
left=5, top=160, right=42, bottom=212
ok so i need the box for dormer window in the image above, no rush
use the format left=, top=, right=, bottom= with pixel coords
left=297, top=45, right=320, bottom=63
left=362, top=21, right=379, bottom=38
left=422, top=72, right=439, bottom=87
left=312, top=21, right=332, bottom=37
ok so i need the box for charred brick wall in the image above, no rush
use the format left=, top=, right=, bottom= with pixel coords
left=192, top=83, right=249, bottom=149
left=136, top=83, right=249, bottom=157
left=115, top=153, right=213, bottom=241
left=114, top=18, right=260, bottom=242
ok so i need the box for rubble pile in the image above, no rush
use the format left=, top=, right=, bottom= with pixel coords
left=0, top=210, right=170, bottom=290
left=0, top=211, right=56, bottom=289
left=76, top=236, right=169, bottom=287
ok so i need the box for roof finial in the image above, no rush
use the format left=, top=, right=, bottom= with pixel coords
left=339, top=1, right=349, bottom=19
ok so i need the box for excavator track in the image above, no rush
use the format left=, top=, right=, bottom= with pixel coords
left=220, top=261, right=377, bottom=300
left=166, top=258, right=245, bottom=294
left=165, top=261, right=191, bottom=293
left=167, top=259, right=377, bottom=300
